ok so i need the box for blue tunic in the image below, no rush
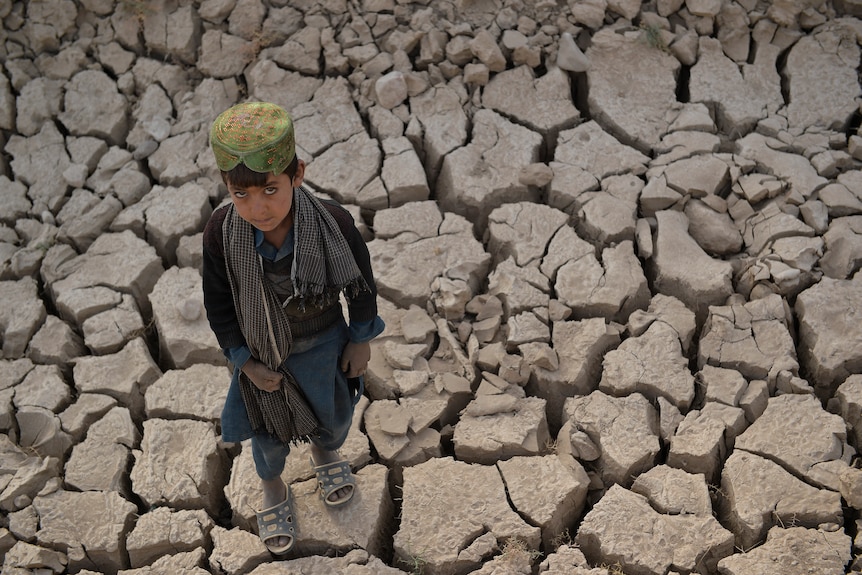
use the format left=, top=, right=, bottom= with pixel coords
left=219, top=225, right=385, bottom=446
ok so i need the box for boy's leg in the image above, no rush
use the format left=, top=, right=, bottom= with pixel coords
left=310, top=443, right=355, bottom=505
left=310, top=377, right=357, bottom=505
left=251, top=433, right=292, bottom=548
left=289, top=321, right=360, bottom=505
left=251, top=432, right=291, bottom=485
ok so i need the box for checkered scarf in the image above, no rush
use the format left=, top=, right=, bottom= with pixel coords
left=289, top=185, right=368, bottom=307
left=221, top=185, right=366, bottom=444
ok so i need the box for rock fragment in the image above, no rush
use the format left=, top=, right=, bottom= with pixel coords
left=626, top=293, right=697, bottom=354
left=741, top=201, right=816, bottom=255
left=380, top=136, right=430, bottom=207
left=113, top=182, right=212, bottom=267
left=149, top=266, right=222, bottom=369
left=735, top=393, right=848, bottom=487
left=575, top=484, right=734, bottom=574
left=698, top=294, right=798, bottom=384
left=689, top=37, right=782, bottom=135
left=556, top=32, right=590, bottom=72
left=126, top=507, right=214, bottom=569
left=130, top=418, right=226, bottom=516
left=408, top=84, right=468, bottom=182
left=585, top=28, right=680, bottom=152
left=72, top=338, right=162, bottom=420
left=577, top=175, right=641, bottom=247
left=716, top=527, right=851, bottom=574
left=834, top=374, right=862, bottom=450
left=482, top=66, right=580, bottom=148
left=26, top=316, right=86, bottom=367
left=563, top=391, right=660, bottom=488
left=630, top=465, right=712, bottom=516
left=368, top=210, right=490, bottom=312
left=649, top=209, right=733, bottom=323
left=247, top=549, right=406, bottom=574
left=305, top=133, right=381, bottom=205
left=437, top=109, right=542, bottom=231
left=497, top=455, right=589, bottom=549
left=819, top=215, right=862, bottom=278
left=197, top=30, right=255, bottom=79
left=487, top=202, right=569, bottom=268
left=65, top=406, right=138, bottom=494
left=15, top=405, right=73, bottom=461
left=58, top=393, right=117, bottom=442
left=49, top=230, right=164, bottom=322
left=12, top=364, right=71, bottom=412
left=0, top=277, right=47, bottom=359
left=58, top=70, right=129, bottom=146
left=292, top=77, right=366, bottom=157
left=599, top=321, right=695, bottom=410
left=119, top=548, right=210, bottom=574
left=796, top=277, right=862, bottom=398
left=144, top=363, right=229, bottom=423
left=556, top=240, right=651, bottom=323
left=555, top=120, right=649, bottom=180
left=3, top=540, right=67, bottom=573
left=81, top=294, right=146, bottom=355
left=666, top=405, right=737, bottom=483
left=663, top=154, right=730, bottom=197
left=735, top=132, right=828, bottom=199
left=0, top=435, right=61, bottom=512
left=529, top=318, right=621, bottom=430
left=208, top=525, right=270, bottom=575
left=454, top=391, right=550, bottom=464
left=34, top=489, right=137, bottom=573
left=394, top=457, right=540, bottom=575
left=784, top=21, right=861, bottom=133
left=245, top=61, right=322, bottom=114
left=719, top=450, right=844, bottom=550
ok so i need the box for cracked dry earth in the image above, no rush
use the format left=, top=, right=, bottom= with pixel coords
left=1, top=0, right=862, bottom=574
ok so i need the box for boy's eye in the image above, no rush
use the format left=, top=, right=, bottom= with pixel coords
left=232, top=190, right=247, bottom=199
left=264, top=186, right=278, bottom=195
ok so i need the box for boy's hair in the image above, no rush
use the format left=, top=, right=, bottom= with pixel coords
left=221, top=155, right=299, bottom=189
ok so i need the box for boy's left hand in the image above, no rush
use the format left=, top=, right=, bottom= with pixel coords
left=341, top=341, right=371, bottom=378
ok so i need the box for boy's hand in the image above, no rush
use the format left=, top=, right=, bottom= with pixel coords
left=341, top=341, right=371, bottom=378
left=242, top=358, right=282, bottom=392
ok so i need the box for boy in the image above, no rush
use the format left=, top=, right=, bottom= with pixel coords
left=202, top=101, right=384, bottom=555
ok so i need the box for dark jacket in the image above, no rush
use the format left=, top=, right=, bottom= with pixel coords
left=202, top=199, right=379, bottom=351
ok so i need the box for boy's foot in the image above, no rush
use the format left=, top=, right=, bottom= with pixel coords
left=310, top=445, right=356, bottom=506
left=258, top=478, right=294, bottom=553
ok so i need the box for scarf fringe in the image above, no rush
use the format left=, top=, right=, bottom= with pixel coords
left=291, top=275, right=370, bottom=312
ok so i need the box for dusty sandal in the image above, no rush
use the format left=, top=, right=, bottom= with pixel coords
left=313, top=459, right=356, bottom=507
left=255, top=486, right=296, bottom=555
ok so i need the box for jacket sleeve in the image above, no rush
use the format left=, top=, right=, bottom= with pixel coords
left=202, top=205, right=248, bottom=350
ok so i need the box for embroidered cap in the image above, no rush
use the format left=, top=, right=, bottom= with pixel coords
left=210, top=101, right=295, bottom=174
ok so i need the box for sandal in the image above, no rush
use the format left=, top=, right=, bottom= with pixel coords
left=312, top=459, right=356, bottom=507
left=255, top=484, right=296, bottom=555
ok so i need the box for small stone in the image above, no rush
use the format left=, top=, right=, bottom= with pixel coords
left=375, top=70, right=408, bottom=109
left=557, top=32, right=590, bottom=72
left=519, top=163, right=554, bottom=187
left=178, top=299, right=201, bottom=321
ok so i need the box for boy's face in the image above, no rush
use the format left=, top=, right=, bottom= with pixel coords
left=227, top=161, right=305, bottom=234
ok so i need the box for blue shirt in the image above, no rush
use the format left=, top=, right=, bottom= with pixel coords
left=225, top=226, right=385, bottom=369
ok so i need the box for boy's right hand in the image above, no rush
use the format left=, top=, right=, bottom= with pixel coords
left=242, top=358, right=282, bottom=392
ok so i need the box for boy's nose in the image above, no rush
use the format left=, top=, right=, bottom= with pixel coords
left=249, top=197, right=267, bottom=217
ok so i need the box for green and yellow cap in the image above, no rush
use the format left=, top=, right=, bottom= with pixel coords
left=210, top=101, right=295, bottom=174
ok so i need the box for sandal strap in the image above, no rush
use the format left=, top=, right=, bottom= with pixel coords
left=255, top=488, right=296, bottom=550
left=314, top=460, right=354, bottom=489
left=313, top=459, right=357, bottom=507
